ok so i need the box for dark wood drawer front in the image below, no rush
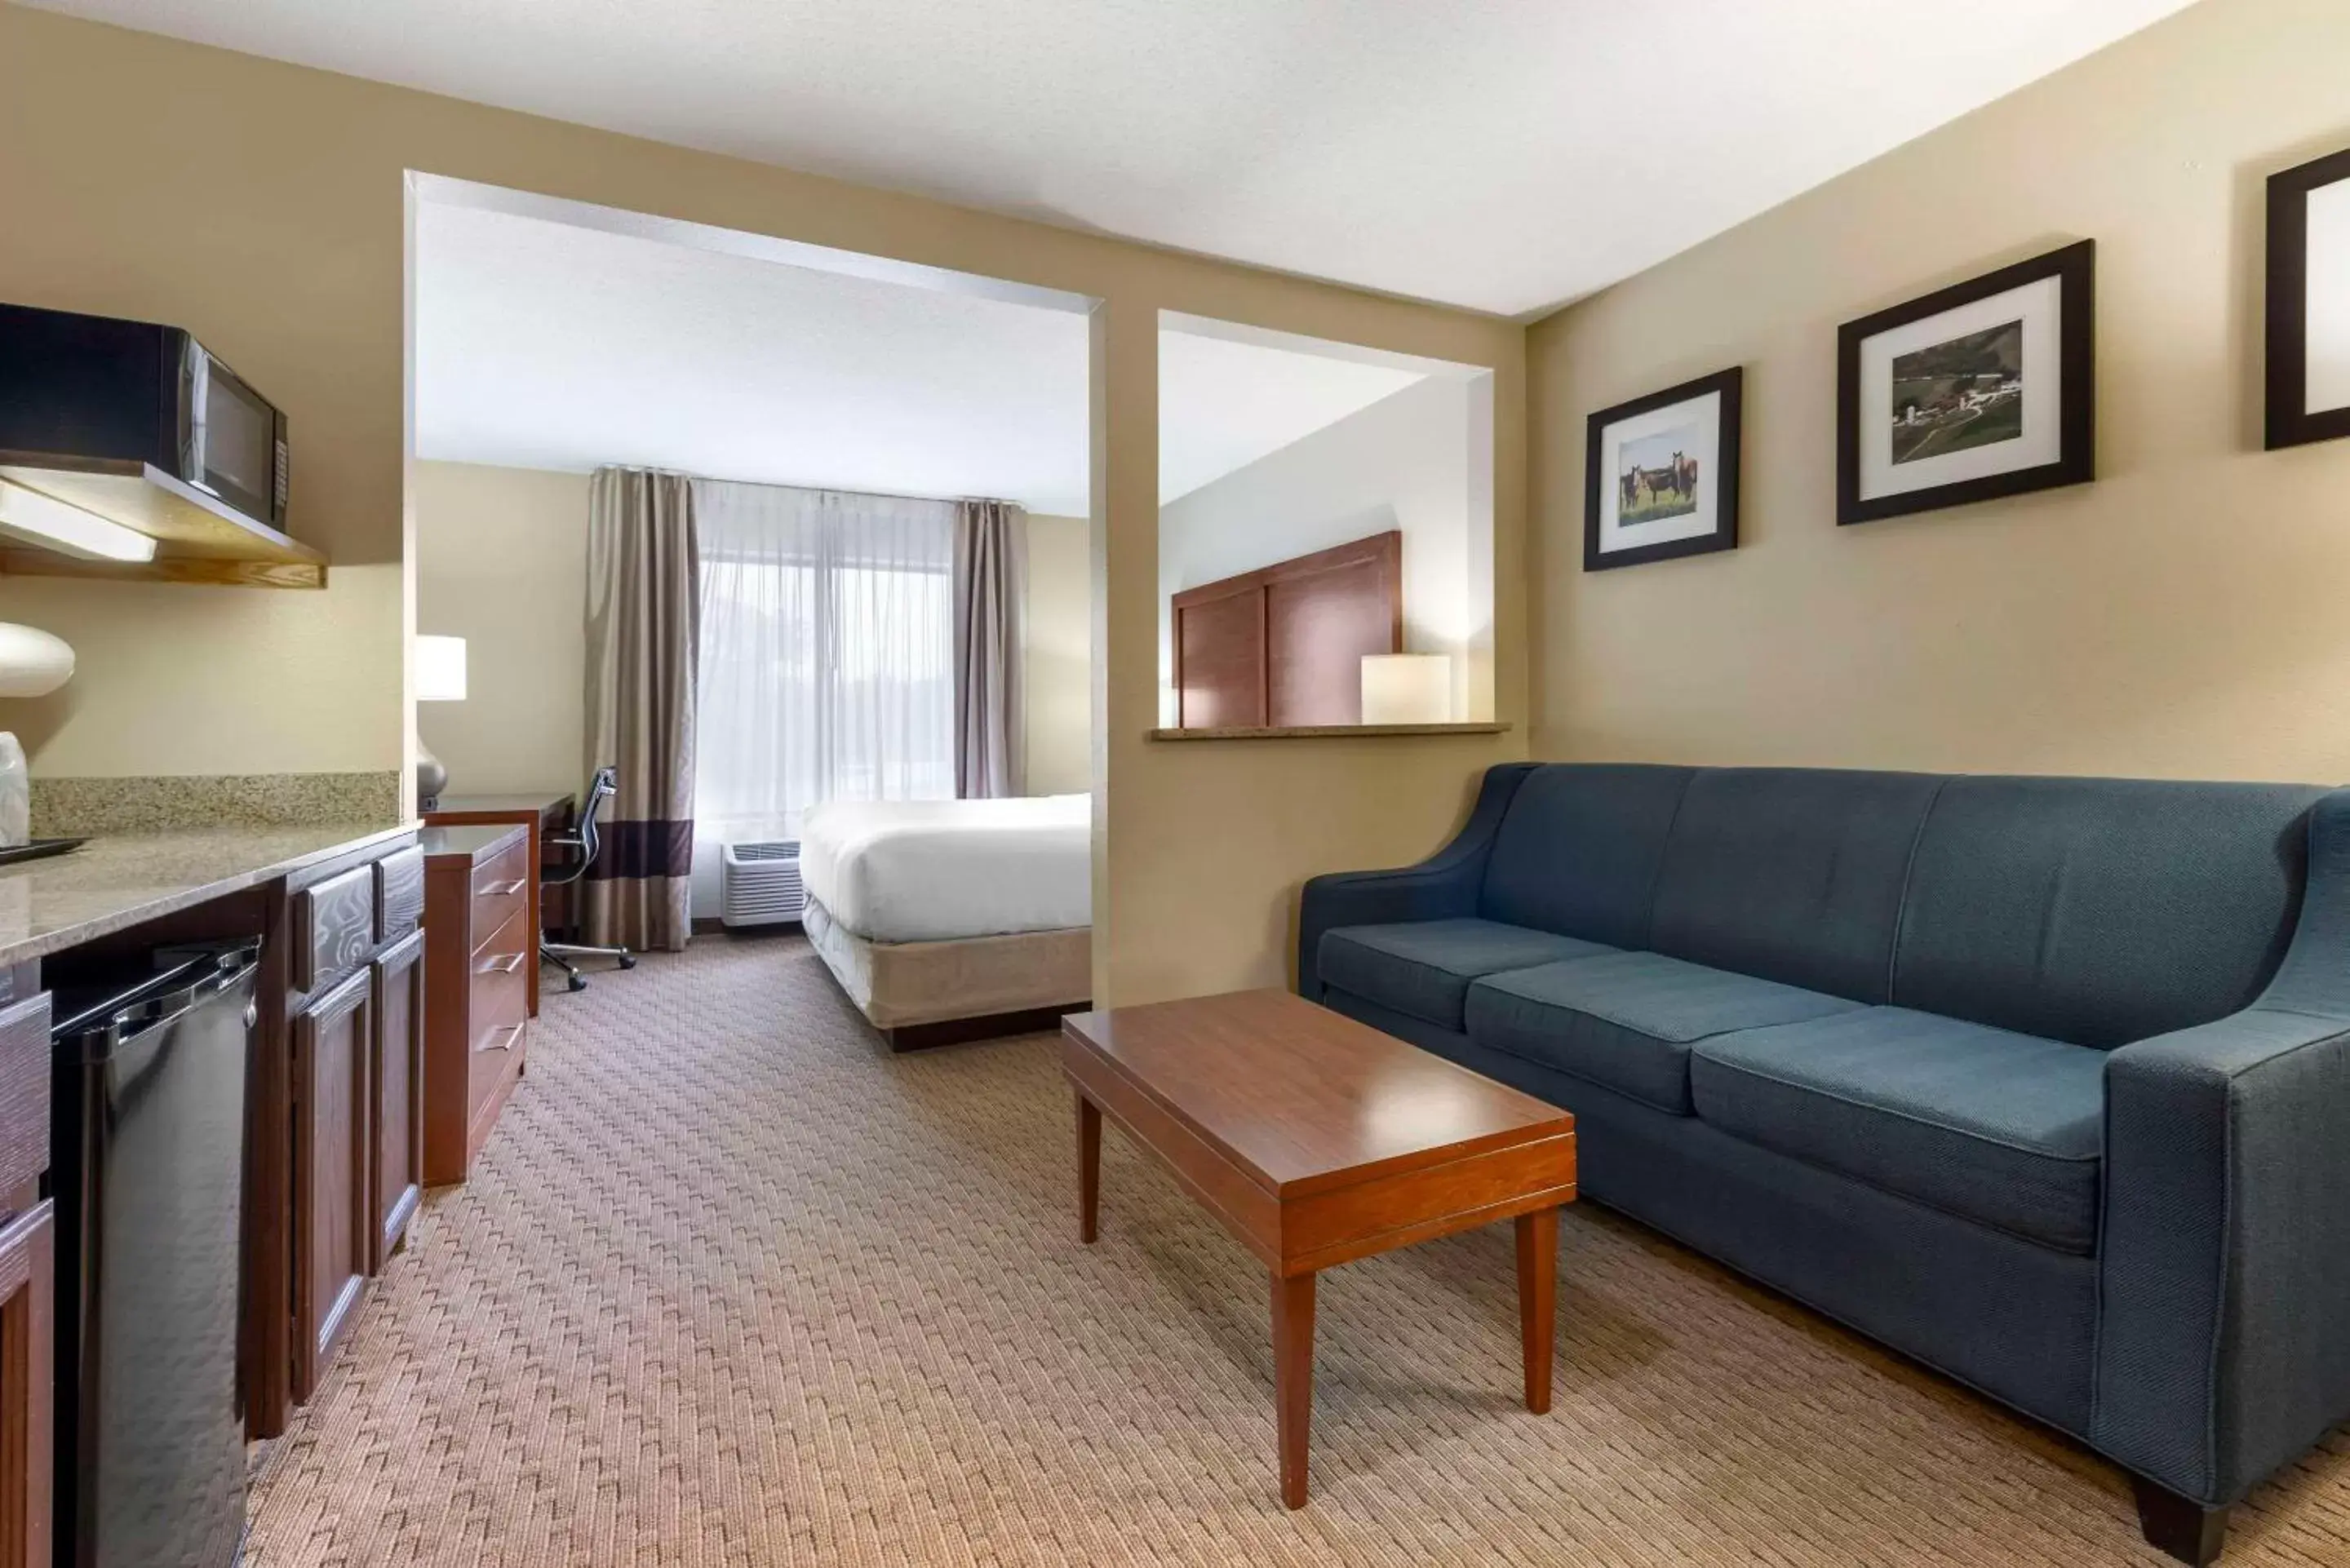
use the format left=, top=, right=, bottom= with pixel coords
left=0, top=995, right=49, bottom=1207
left=469, top=942, right=530, bottom=1060
left=294, top=866, right=376, bottom=993
left=470, top=871, right=530, bottom=959
left=469, top=835, right=528, bottom=898
left=292, top=970, right=373, bottom=1405
left=0, top=1199, right=54, bottom=1568
left=471, top=936, right=531, bottom=995
left=374, top=846, right=426, bottom=945
left=370, top=931, right=427, bottom=1271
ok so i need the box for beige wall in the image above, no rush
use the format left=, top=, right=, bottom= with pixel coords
left=0, top=567, right=401, bottom=777
left=1022, top=512, right=1092, bottom=795
left=414, top=461, right=588, bottom=795
left=1530, top=0, right=2350, bottom=783
left=0, top=4, right=1524, bottom=1004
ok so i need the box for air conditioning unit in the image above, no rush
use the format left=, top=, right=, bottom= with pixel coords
left=720, top=840, right=806, bottom=928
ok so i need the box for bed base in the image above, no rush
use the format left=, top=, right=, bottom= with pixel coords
left=802, top=894, right=1089, bottom=1049
left=884, top=1003, right=1088, bottom=1053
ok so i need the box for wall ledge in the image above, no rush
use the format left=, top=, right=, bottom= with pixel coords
left=1146, top=722, right=1511, bottom=742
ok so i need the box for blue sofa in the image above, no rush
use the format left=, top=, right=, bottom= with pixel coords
left=1298, top=763, right=2350, bottom=1565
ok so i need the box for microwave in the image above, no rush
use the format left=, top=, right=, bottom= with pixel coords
left=0, top=301, right=289, bottom=532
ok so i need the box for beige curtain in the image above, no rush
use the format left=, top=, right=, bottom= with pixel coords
left=583, top=467, right=699, bottom=951
left=953, top=499, right=1027, bottom=798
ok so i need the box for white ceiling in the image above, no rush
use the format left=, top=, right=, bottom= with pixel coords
left=29, top=0, right=2193, bottom=316
left=414, top=194, right=1433, bottom=511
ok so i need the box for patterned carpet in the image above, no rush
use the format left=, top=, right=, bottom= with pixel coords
left=249, top=936, right=2350, bottom=1566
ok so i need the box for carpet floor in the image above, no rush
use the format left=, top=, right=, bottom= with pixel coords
left=249, top=936, right=2350, bottom=1566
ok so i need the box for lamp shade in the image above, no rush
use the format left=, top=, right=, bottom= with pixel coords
left=1359, top=653, right=1452, bottom=724
left=415, top=635, right=468, bottom=702
left=0, top=622, right=74, bottom=698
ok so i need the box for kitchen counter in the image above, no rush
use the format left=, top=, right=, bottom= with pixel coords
left=0, top=822, right=415, bottom=968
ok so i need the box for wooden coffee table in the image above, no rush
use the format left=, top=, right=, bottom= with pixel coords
left=1059, top=988, right=1577, bottom=1507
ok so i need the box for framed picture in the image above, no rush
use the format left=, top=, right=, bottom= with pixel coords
left=1837, top=239, right=2094, bottom=526
left=1583, top=366, right=1741, bottom=571
left=2266, top=145, right=2350, bottom=450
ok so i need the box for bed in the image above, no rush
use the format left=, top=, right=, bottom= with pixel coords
left=796, top=793, right=1091, bottom=1049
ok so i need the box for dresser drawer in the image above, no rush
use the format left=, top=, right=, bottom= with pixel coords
left=468, top=908, right=533, bottom=995
left=0, top=994, right=49, bottom=1203
left=470, top=848, right=531, bottom=957
left=469, top=961, right=529, bottom=1060
left=467, top=957, right=529, bottom=1108
left=374, top=844, right=426, bottom=945
left=470, top=834, right=528, bottom=897
left=293, top=865, right=376, bottom=992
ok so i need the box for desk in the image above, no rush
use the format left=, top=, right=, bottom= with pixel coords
left=422, top=791, right=574, bottom=1017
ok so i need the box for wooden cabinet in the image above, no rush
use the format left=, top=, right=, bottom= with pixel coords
left=375, top=844, right=426, bottom=946
left=370, top=930, right=426, bottom=1269
left=421, top=826, right=532, bottom=1186
left=0, top=1202, right=52, bottom=1568
left=0, top=996, right=47, bottom=1218
left=290, top=968, right=372, bottom=1404
left=291, top=863, right=376, bottom=993
left=0, top=990, right=49, bottom=1568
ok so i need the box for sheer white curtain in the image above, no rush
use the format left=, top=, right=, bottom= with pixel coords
left=691, top=480, right=956, bottom=874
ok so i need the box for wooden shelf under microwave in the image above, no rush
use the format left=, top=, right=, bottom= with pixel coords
left=0, top=453, right=327, bottom=589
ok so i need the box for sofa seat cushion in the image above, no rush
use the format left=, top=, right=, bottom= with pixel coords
left=1317, top=919, right=1616, bottom=1030
left=1464, top=950, right=1864, bottom=1115
left=1691, top=1008, right=2107, bottom=1254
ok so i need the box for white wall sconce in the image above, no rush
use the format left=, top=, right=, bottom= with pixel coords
left=0, top=623, right=75, bottom=698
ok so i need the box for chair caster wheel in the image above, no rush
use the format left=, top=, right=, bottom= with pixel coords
left=566, top=974, right=587, bottom=993
left=619, top=953, right=637, bottom=969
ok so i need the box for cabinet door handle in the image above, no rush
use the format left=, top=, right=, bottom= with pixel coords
left=476, top=1023, right=524, bottom=1054
left=484, top=879, right=528, bottom=897
left=477, top=952, right=526, bottom=976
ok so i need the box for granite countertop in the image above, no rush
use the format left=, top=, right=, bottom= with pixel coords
left=0, top=822, right=415, bottom=968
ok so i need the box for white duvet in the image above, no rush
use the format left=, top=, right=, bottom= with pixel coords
left=795, top=794, right=1092, bottom=943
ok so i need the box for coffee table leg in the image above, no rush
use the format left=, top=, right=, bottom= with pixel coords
left=1516, top=1206, right=1558, bottom=1415
left=1271, top=1269, right=1316, bottom=1508
left=1076, top=1092, right=1101, bottom=1243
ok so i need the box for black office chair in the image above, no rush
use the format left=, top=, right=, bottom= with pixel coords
left=541, top=765, right=637, bottom=993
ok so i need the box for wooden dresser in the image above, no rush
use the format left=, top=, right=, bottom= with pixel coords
left=421, top=825, right=532, bottom=1185
left=422, top=791, right=575, bottom=1017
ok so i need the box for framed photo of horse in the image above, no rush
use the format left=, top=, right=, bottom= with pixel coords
left=1838, top=239, right=2094, bottom=525
left=1583, top=365, right=1742, bottom=572
left=2265, top=144, right=2350, bottom=450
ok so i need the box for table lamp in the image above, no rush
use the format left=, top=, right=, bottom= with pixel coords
left=1359, top=653, right=1452, bottom=724
left=415, top=634, right=468, bottom=809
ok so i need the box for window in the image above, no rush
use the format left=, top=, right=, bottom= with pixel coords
left=692, top=479, right=956, bottom=854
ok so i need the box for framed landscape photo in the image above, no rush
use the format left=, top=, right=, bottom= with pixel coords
left=1837, top=239, right=2094, bottom=526
left=1583, top=366, right=1741, bottom=571
left=2266, top=145, right=2350, bottom=450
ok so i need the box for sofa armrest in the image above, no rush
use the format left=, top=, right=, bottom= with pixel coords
left=2095, top=788, right=2350, bottom=1505
left=1295, top=762, right=1537, bottom=1001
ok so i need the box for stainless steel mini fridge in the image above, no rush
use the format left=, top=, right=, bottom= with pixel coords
left=47, top=942, right=257, bottom=1568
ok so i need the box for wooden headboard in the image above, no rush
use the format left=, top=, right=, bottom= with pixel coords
left=1170, top=530, right=1402, bottom=729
